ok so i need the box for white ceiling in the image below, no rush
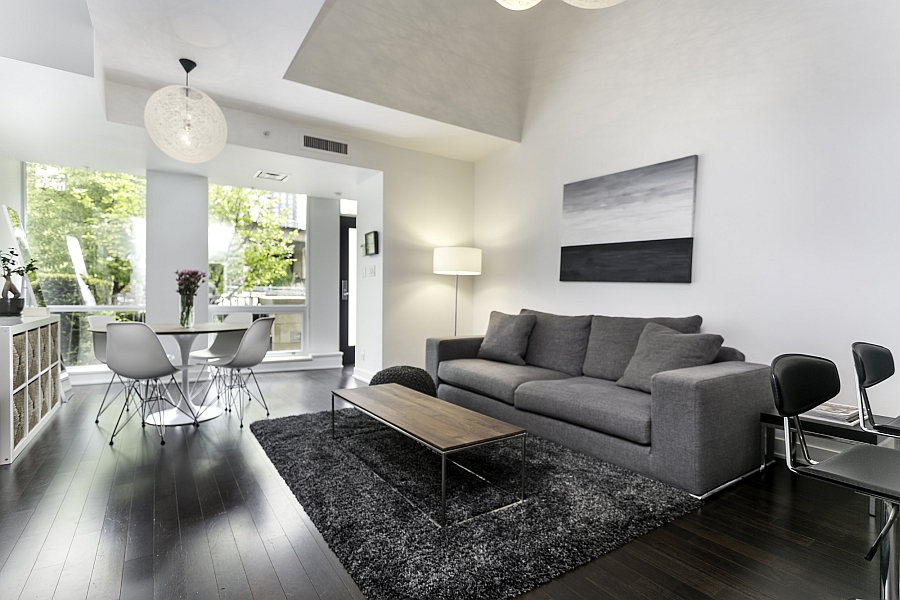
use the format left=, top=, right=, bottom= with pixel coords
left=0, top=0, right=519, bottom=183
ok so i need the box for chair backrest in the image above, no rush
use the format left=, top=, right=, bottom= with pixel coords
left=223, top=312, right=253, bottom=324
left=852, top=342, right=894, bottom=389
left=88, top=315, right=116, bottom=328
left=852, top=342, right=894, bottom=430
left=770, top=353, right=841, bottom=418
left=88, top=315, right=116, bottom=364
left=207, top=330, right=245, bottom=358
left=106, top=322, right=177, bottom=380
left=220, top=317, right=274, bottom=370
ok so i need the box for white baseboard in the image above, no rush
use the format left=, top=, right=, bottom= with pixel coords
left=352, top=367, right=374, bottom=384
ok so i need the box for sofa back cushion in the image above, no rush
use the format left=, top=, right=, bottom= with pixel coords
left=476, top=311, right=537, bottom=366
left=616, top=323, right=724, bottom=393
left=582, top=315, right=703, bottom=381
left=520, top=309, right=593, bottom=376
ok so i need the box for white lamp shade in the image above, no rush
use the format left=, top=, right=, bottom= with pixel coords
left=495, top=0, right=543, bottom=9
left=144, top=85, right=228, bottom=163
left=561, top=0, right=626, bottom=8
left=433, top=247, right=482, bottom=275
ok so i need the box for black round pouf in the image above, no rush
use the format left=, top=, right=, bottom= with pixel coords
left=369, top=365, right=437, bottom=397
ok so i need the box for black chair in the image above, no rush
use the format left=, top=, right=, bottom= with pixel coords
left=852, top=342, right=900, bottom=438
left=771, top=353, right=900, bottom=599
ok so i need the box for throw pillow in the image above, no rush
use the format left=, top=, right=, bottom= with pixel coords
left=476, top=311, right=537, bottom=366
left=520, top=309, right=592, bottom=376
left=616, top=323, right=723, bottom=393
left=582, top=315, right=703, bottom=381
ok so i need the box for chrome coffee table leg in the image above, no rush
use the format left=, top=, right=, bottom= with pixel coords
left=441, top=453, right=447, bottom=527
left=521, top=435, right=526, bottom=501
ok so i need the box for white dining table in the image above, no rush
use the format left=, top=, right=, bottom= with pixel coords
left=90, top=321, right=249, bottom=426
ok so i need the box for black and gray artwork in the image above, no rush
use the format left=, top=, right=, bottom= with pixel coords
left=559, top=156, right=697, bottom=283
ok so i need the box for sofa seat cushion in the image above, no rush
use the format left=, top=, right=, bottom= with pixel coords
left=514, top=377, right=652, bottom=445
left=438, top=359, right=571, bottom=405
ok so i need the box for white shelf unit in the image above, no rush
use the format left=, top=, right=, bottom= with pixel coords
left=0, top=315, right=61, bottom=464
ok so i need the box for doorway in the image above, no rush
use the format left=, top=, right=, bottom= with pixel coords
left=339, top=215, right=357, bottom=365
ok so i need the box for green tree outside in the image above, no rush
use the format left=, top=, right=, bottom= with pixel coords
left=208, top=184, right=297, bottom=301
left=26, top=163, right=144, bottom=304
left=26, top=163, right=146, bottom=365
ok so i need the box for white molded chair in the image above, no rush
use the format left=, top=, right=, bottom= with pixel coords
left=215, top=317, right=274, bottom=428
left=190, top=313, right=253, bottom=400
left=89, top=315, right=130, bottom=424
left=106, top=322, right=191, bottom=445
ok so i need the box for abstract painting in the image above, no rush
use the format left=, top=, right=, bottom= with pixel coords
left=559, top=156, right=697, bottom=283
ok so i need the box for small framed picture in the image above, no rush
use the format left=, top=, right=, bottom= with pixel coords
left=364, top=231, right=379, bottom=256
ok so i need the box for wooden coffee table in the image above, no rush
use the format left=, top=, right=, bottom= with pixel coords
left=331, top=383, right=527, bottom=527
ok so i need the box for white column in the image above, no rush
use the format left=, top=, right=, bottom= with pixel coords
left=145, top=171, right=208, bottom=339
left=306, top=196, right=340, bottom=355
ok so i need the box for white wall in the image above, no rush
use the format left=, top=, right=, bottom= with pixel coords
left=307, top=196, right=340, bottom=355
left=145, top=170, right=209, bottom=351
left=354, top=173, right=384, bottom=381
left=474, top=0, right=900, bottom=412
left=0, top=158, right=23, bottom=217
left=0, top=159, right=24, bottom=285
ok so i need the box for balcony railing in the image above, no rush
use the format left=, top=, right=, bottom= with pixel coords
left=47, top=303, right=308, bottom=370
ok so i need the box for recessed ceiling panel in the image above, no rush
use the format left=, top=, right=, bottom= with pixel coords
left=285, top=0, right=524, bottom=141
left=0, top=0, right=94, bottom=77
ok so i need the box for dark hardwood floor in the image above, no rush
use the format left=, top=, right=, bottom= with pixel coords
left=0, top=368, right=879, bottom=599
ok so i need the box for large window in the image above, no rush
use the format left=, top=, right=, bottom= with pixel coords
left=208, top=185, right=306, bottom=352
left=26, top=163, right=146, bottom=365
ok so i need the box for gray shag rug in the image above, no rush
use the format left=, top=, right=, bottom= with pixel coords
left=250, top=409, right=701, bottom=600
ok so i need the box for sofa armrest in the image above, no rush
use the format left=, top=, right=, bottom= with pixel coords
left=425, top=336, right=484, bottom=387
left=650, top=361, right=773, bottom=496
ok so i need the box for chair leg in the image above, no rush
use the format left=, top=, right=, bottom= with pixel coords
left=109, top=380, right=141, bottom=445
left=153, top=380, right=166, bottom=445
left=139, top=381, right=147, bottom=427
left=235, top=370, right=245, bottom=428
left=108, top=393, right=130, bottom=446
left=249, top=369, right=269, bottom=416
left=95, top=374, right=126, bottom=423
left=875, top=500, right=900, bottom=600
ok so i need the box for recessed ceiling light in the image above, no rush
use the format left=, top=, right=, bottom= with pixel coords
left=255, top=170, right=289, bottom=182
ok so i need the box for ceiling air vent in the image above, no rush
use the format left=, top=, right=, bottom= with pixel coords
left=303, top=135, right=348, bottom=155
left=254, top=170, right=289, bottom=182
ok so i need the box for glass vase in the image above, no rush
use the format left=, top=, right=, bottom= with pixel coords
left=179, top=293, right=195, bottom=328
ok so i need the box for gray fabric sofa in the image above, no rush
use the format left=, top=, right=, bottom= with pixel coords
left=426, top=311, right=773, bottom=497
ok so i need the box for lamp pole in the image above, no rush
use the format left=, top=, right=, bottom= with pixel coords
left=453, top=274, right=459, bottom=336
left=433, top=247, right=481, bottom=338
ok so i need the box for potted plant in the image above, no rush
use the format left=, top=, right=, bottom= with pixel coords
left=1, top=248, right=37, bottom=316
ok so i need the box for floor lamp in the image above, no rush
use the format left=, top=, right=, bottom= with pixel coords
left=433, top=247, right=482, bottom=336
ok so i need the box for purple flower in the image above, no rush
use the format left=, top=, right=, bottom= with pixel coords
left=175, top=269, right=206, bottom=298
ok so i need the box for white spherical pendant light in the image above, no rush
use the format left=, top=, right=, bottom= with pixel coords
left=561, top=0, right=626, bottom=8
left=495, top=0, right=543, bottom=10
left=144, top=59, right=227, bottom=164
